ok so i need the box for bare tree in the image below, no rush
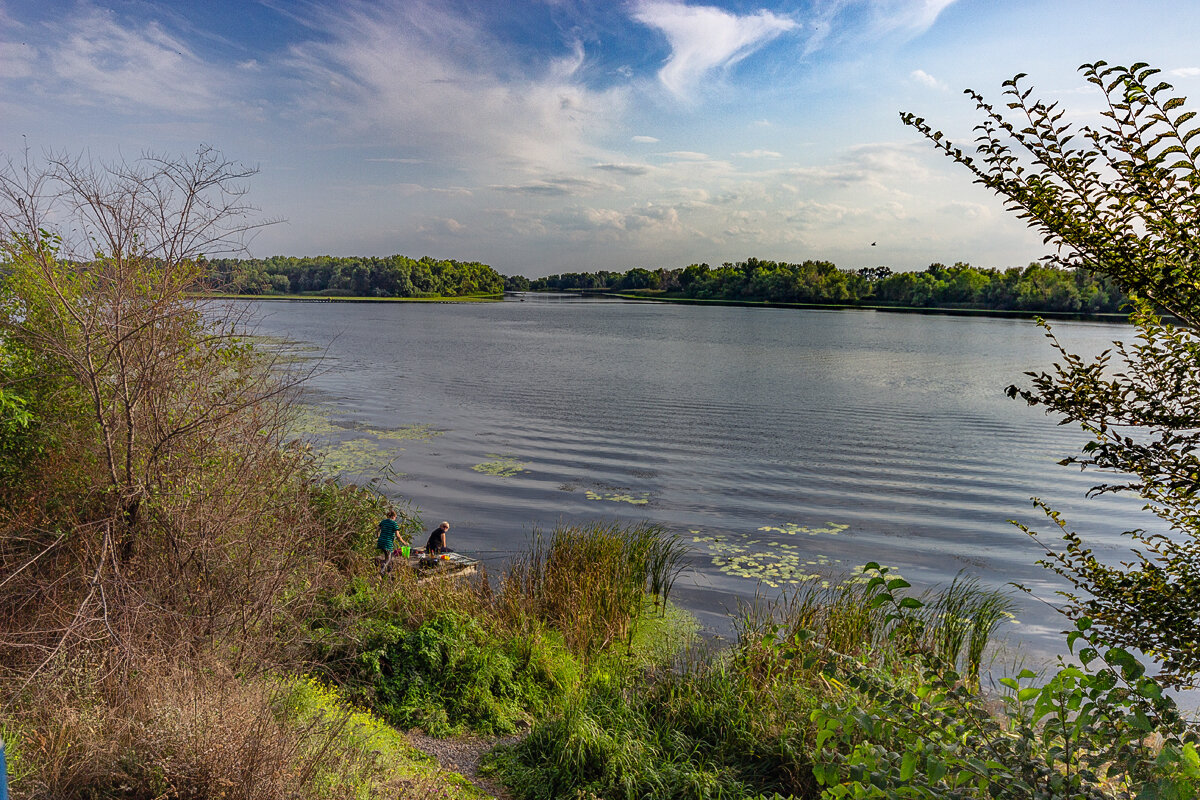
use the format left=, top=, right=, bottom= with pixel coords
left=0, top=147, right=328, bottom=674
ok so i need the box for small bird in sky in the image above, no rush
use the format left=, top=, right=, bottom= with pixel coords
left=870, top=242, right=877, bottom=246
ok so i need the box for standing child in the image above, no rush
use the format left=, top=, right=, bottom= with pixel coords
left=376, top=509, right=403, bottom=575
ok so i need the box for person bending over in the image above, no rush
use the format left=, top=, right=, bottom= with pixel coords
left=425, top=521, right=451, bottom=555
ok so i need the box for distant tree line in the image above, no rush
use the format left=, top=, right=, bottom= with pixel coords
left=512, top=258, right=1127, bottom=313
left=207, top=254, right=505, bottom=297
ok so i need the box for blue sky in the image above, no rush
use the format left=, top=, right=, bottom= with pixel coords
left=3, top=0, right=1199, bottom=277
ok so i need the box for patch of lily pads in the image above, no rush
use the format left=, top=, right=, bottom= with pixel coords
left=691, top=521, right=880, bottom=589
left=472, top=455, right=529, bottom=478
left=584, top=489, right=651, bottom=505
left=757, top=521, right=849, bottom=537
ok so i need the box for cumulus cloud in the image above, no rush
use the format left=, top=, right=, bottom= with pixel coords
left=910, top=69, right=946, bottom=90
left=545, top=202, right=685, bottom=235
left=631, top=1, right=798, bottom=99
left=417, top=217, right=465, bottom=235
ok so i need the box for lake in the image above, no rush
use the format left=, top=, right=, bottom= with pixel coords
left=249, top=296, right=1147, bottom=666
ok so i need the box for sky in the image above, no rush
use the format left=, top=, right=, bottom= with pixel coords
left=2, top=0, right=1199, bottom=277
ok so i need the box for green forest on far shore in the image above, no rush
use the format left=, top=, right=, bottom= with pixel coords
left=511, top=258, right=1128, bottom=314
left=208, top=253, right=1127, bottom=315
left=206, top=254, right=506, bottom=298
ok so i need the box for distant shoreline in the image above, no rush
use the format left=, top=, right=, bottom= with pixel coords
left=209, top=289, right=1133, bottom=323
left=206, top=292, right=503, bottom=303
left=594, top=290, right=1133, bottom=323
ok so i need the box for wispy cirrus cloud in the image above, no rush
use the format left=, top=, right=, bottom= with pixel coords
left=14, top=7, right=229, bottom=114
left=803, top=0, right=959, bottom=54
left=630, top=1, right=798, bottom=99
left=283, top=0, right=627, bottom=176
left=593, top=162, right=654, bottom=175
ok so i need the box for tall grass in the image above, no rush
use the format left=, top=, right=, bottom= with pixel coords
left=498, top=522, right=689, bottom=662
left=491, top=568, right=1016, bottom=800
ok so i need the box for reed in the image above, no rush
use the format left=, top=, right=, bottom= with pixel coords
left=498, top=522, right=689, bottom=662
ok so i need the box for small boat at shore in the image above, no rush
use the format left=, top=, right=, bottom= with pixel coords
left=405, top=550, right=479, bottom=581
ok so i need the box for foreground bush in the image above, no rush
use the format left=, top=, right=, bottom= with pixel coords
left=488, top=569, right=1013, bottom=800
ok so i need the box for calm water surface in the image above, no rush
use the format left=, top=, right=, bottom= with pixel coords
left=251, top=297, right=1147, bottom=665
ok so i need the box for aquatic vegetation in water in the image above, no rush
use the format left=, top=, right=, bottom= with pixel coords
left=758, top=521, right=849, bottom=536
left=691, top=524, right=865, bottom=588
left=287, top=403, right=438, bottom=478
left=320, top=437, right=405, bottom=477
left=371, top=423, right=442, bottom=442
left=585, top=490, right=650, bottom=505
left=287, top=404, right=350, bottom=440
left=472, top=454, right=528, bottom=478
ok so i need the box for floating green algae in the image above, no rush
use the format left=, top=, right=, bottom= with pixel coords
left=757, top=521, right=849, bottom=537
left=585, top=490, right=651, bottom=505
left=287, top=404, right=440, bottom=478
left=372, top=423, right=442, bottom=442
left=472, top=454, right=528, bottom=478
left=287, top=404, right=349, bottom=439
left=320, top=437, right=405, bottom=477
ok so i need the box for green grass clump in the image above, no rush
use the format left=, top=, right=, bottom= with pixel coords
left=369, top=611, right=579, bottom=736
left=489, top=568, right=1016, bottom=800
left=498, top=522, right=689, bottom=663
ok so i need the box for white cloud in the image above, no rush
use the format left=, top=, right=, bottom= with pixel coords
left=910, top=69, right=946, bottom=90
left=490, top=175, right=617, bottom=196
left=417, top=217, right=465, bottom=235
left=0, top=40, right=34, bottom=79
left=284, top=0, right=627, bottom=176
left=632, top=135, right=660, bottom=143
left=662, top=150, right=710, bottom=160
left=802, top=0, right=959, bottom=55
left=593, top=162, right=654, bottom=175
left=46, top=9, right=224, bottom=114
left=1170, top=67, right=1200, bottom=77
left=734, top=149, right=782, bottom=158
left=631, top=1, right=798, bottom=99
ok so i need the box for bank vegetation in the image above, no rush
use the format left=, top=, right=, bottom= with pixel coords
left=4, top=58, right=1200, bottom=800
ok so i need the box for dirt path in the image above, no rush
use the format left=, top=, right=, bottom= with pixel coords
left=406, top=731, right=524, bottom=799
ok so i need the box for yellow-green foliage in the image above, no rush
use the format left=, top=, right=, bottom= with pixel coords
left=692, top=525, right=865, bottom=588
left=280, top=676, right=489, bottom=799
left=584, top=489, right=650, bottom=505
left=758, top=521, right=848, bottom=536
left=288, top=404, right=443, bottom=477
left=472, top=454, right=528, bottom=477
